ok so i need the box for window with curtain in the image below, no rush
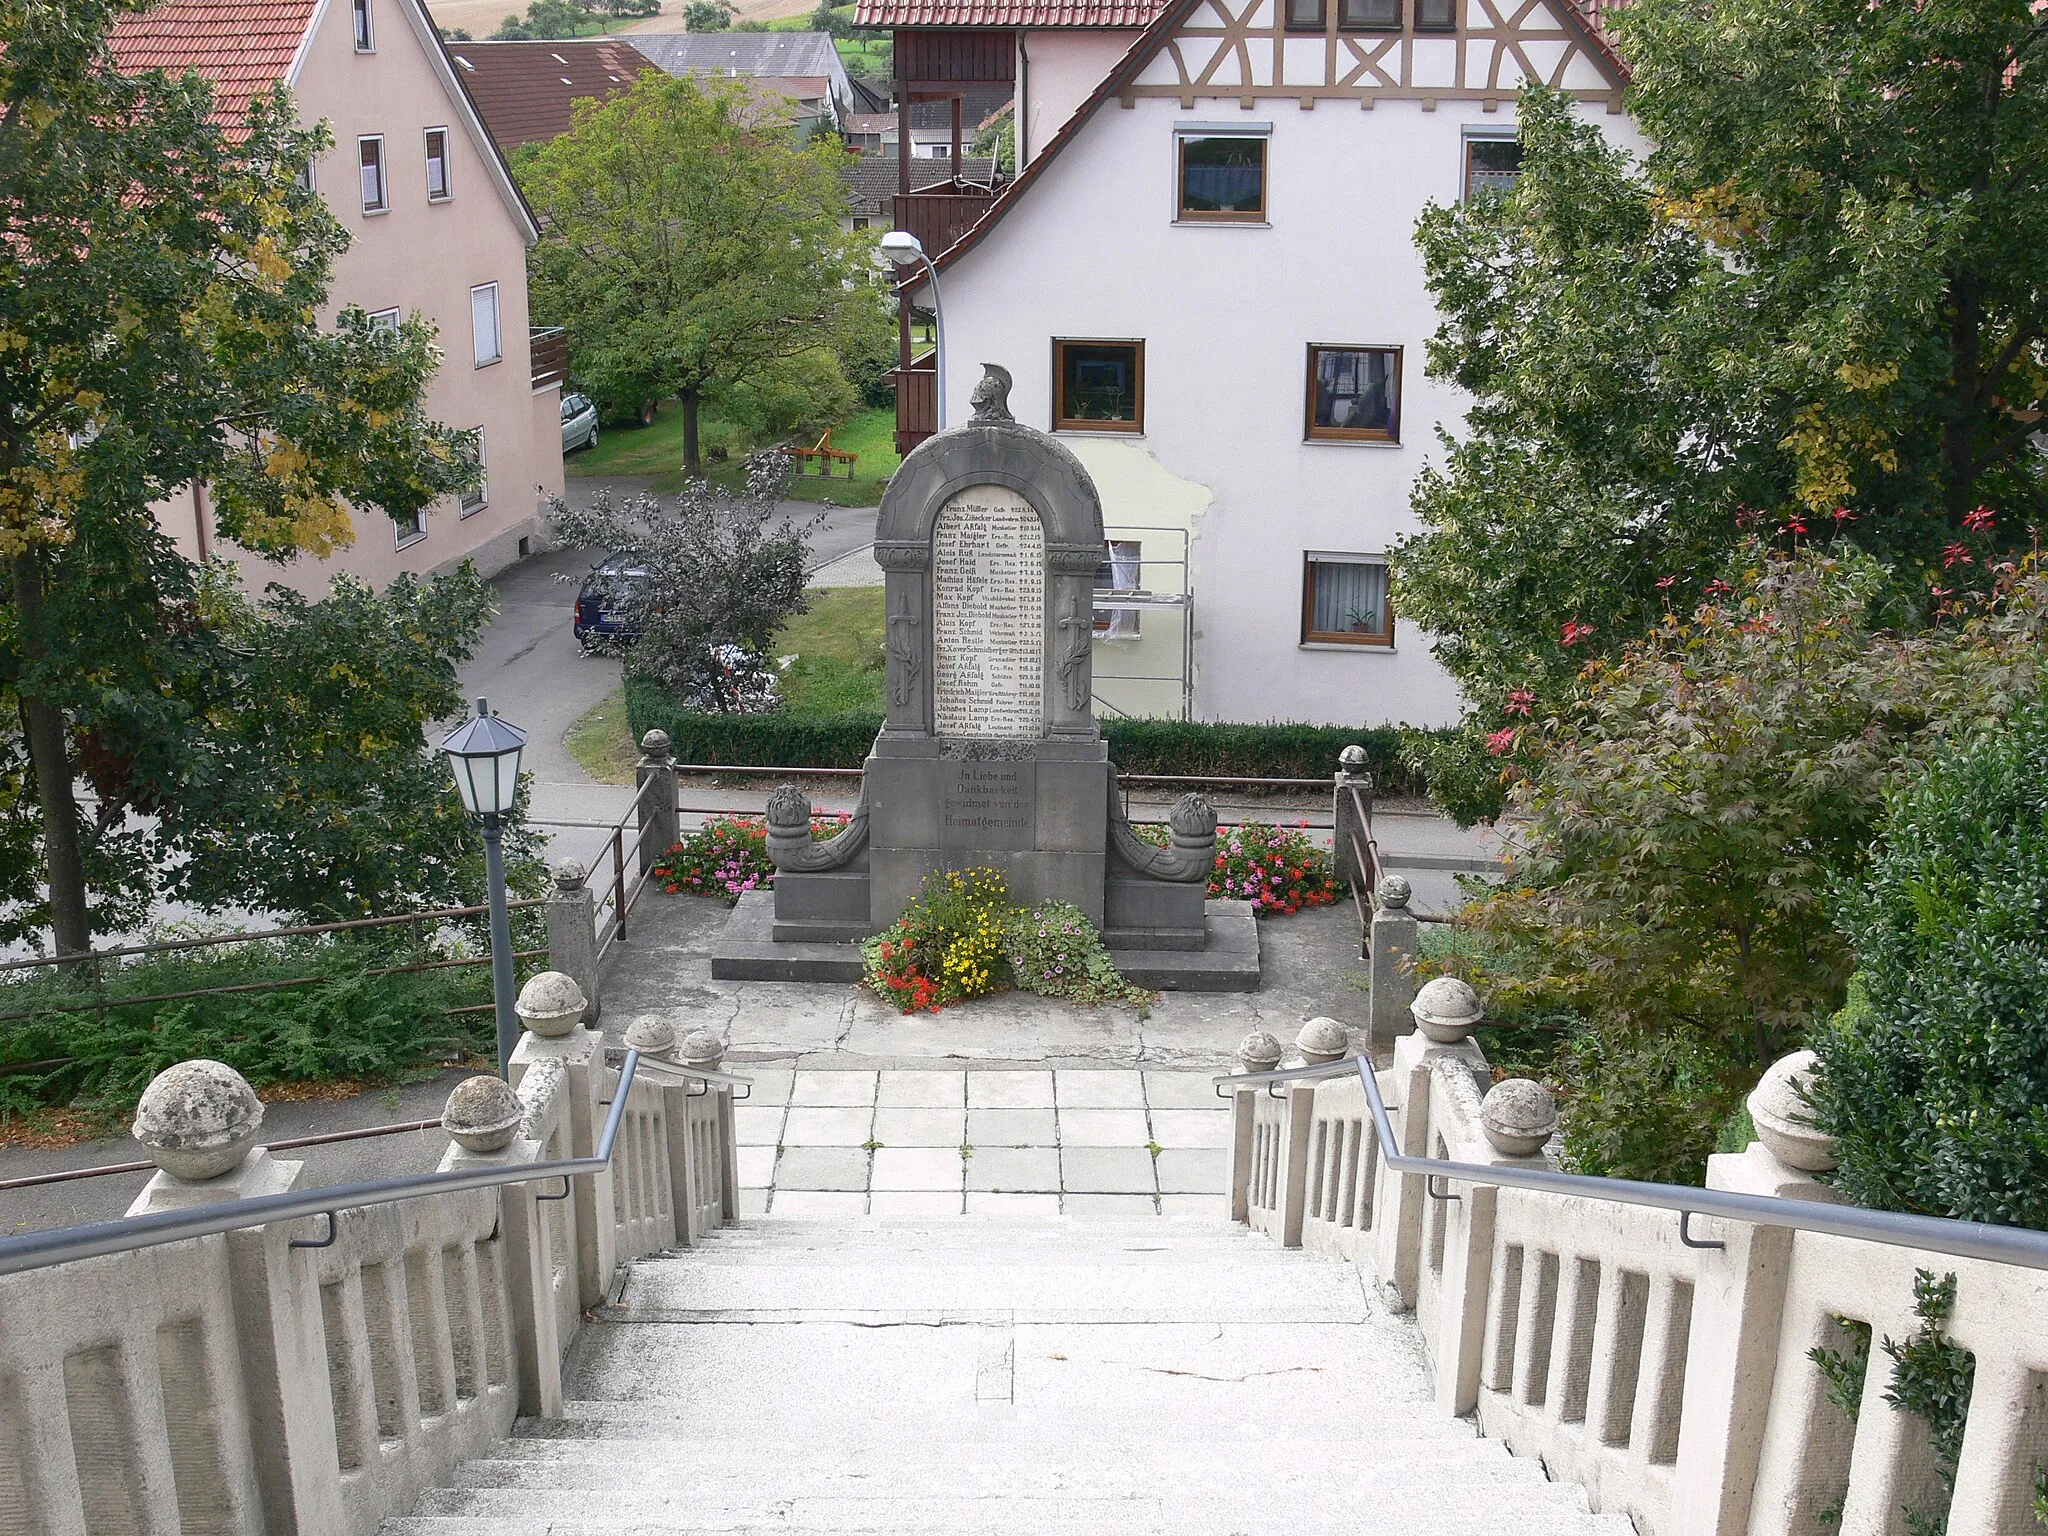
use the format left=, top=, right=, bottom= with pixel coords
left=394, top=508, right=424, bottom=548
left=425, top=128, right=451, bottom=201
left=1464, top=137, right=1523, bottom=200
left=1177, top=135, right=1265, bottom=221
left=1339, top=0, right=1399, bottom=26
left=1054, top=340, right=1144, bottom=432
left=471, top=283, right=501, bottom=368
left=1305, top=344, right=1400, bottom=441
left=1094, top=540, right=1142, bottom=636
left=358, top=137, right=385, bottom=213
left=1302, top=557, right=1392, bottom=646
left=352, top=0, right=374, bottom=50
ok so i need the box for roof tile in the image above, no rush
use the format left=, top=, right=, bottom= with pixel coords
left=109, top=0, right=319, bottom=126
left=853, top=0, right=1165, bottom=25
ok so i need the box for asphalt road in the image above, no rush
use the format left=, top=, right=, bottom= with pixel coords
left=456, top=478, right=878, bottom=864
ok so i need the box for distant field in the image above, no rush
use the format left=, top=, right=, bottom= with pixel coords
left=426, top=0, right=815, bottom=35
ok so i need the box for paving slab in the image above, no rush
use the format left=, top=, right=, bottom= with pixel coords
left=871, top=1107, right=966, bottom=1146
left=768, top=1190, right=868, bottom=1218
left=1143, top=1072, right=1227, bottom=1109
left=733, top=1106, right=786, bottom=1146
left=790, top=1072, right=877, bottom=1107
left=775, top=1147, right=871, bottom=1192
left=877, top=1070, right=967, bottom=1107
left=870, top=1148, right=965, bottom=1192
left=964, top=1147, right=1061, bottom=1194
left=1056, top=1109, right=1151, bottom=1147
left=1146, top=1110, right=1231, bottom=1149
left=966, top=1108, right=1057, bottom=1146
left=783, top=1107, right=875, bottom=1145
left=1155, top=1149, right=1230, bottom=1195
left=1054, top=1070, right=1148, bottom=1108
left=966, top=1071, right=1056, bottom=1109
left=1059, top=1147, right=1158, bottom=1195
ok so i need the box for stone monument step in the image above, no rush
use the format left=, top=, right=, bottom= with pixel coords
left=710, top=891, right=1259, bottom=991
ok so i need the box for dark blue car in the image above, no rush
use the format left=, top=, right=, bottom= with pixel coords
left=573, top=552, right=652, bottom=650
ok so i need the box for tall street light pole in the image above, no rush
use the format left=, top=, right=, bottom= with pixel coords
left=879, top=228, right=946, bottom=431
left=439, top=696, right=528, bottom=1078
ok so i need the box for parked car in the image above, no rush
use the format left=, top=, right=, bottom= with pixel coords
left=573, top=552, right=651, bottom=650
left=561, top=392, right=599, bottom=453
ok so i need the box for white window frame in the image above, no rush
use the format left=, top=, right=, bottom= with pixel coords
left=353, top=0, right=375, bottom=52
left=424, top=127, right=452, bottom=202
left=394, top=507, right=426, bottom=550
left=299, top=157, right=317, bottom=193
left=470, top=283, right=502, bottom=368
left=368, top=307, right=400, bottom=330
left=1171, top=121, right=1273, bottom=228
left=358, top=135, right=387, bottom=214
left=460, top=428, right=488, bottom=516
left=1462, top=125, right=1522, bottom=204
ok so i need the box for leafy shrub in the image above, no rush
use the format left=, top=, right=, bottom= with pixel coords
left=1556, top=1023, right=1742, bottom=1185
left=651, top=810, right=854, bottom=905
left=1812, top=707, right=2048, bottom=1228
left=1002, top=901, right=1152, bottom=1008
left=0, top=931, right=518, bottom=1125
left=624, top=674, right=1428, bottom=786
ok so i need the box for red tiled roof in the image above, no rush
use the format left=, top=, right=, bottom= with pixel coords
left=853, top=0, right=1166, bottom=28
left=443, top=39, right=658, bottom=149
left=109, top=0, right=318, bottom=127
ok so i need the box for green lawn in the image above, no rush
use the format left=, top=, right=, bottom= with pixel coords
left=776, top=586, right=885, bottom=714
left=568, top=402, right=901, bottom=507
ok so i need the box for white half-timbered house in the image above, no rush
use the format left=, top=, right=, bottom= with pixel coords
left=861, top=0, right=1636, bottom=726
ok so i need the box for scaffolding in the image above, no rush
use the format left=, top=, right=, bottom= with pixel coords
left=1090, top=523, right=1195, bottom=722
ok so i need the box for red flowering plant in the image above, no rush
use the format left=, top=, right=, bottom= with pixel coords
left=861, top=867, right=1012, bottom=1013
left=1138, top=819, right=1339, bottom=916
left=650, top=810, right=852, bottom=906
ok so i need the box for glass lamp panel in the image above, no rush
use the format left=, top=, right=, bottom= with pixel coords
left=450, top=752, right=485, bottom=815
left=491, top=747, right=524, bottom=817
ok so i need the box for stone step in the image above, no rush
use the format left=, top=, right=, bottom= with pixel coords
left=400, top=1482, right=1622, bottom=1533
left=386, top=1515, right=1631, bottom=1536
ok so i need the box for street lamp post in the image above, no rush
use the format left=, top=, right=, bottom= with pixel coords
left=440, top=696, right=528, bottom=1078
left=878, top=229, right=946, bottom=431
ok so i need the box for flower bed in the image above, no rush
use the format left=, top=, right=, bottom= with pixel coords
left=862, top=868, right=1150, bottom=1014
left=650, top=811, right=852, bottom=906
left=1134, top=818, right=1342, bottom=916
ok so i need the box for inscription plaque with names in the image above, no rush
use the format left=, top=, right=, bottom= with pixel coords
left=930, top=486, right=1045, bottom=739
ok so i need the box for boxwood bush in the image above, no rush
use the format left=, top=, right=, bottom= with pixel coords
left=624, top=675, right=1429, bottom=789
left=1811, top=706, right=2048, bottom=1228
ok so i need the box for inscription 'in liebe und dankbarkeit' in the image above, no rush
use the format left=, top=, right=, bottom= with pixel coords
left=930, top=487, right=1044, bottom=739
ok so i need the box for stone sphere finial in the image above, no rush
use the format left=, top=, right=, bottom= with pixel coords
left=639, top=728, right=672, bottom=760
left=1411, top=976, right=1482, bottom=1043
left=1338, top=744, right=1369, bottom=772
left=1296, top=1016, right=1350, bottom=1066
left=624, top=1014, right=678, bottom=1058
left=1748, top=1050, right=1836, bottom=1172
left=132, top=1060, right=264, bottom=1181
left=1237, top=1029, right=1284, bottom=1073
left=766, top=782, right=812, bottom=833
left=443, top=1075, right=522, bottom=1153
left=1481, top=1078, right=1558, bottom=1157
left=679, top=1027, right=726, bottom=1070
left=516, top=971, right=587, bottom=1039
left=1376, top=874, right=1412, bottom=910
left=553, top=857, right=587, bottom=893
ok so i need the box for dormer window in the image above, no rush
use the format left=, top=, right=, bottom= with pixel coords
left=352, top=0, right=374, bottom=51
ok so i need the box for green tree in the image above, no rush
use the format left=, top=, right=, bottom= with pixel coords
left=1397, top=0, right=2048, bottom=739
left=521, top=72, right=890, bottom=471
left=0, top=0, right=478, bottom=954
left=683, top=0, right=733, bottom=29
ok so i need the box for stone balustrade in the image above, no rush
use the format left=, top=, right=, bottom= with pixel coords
left=0, top=971, right=743, bottom=1536
left=1228, top=963, right=2048, bottom=1536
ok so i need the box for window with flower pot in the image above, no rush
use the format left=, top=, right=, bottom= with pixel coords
left=1305, top=344, right=1400, bottom=442
left=1053, top=339, right=1144, bottom=432
left=1302, top=556, right=1392, bottom=646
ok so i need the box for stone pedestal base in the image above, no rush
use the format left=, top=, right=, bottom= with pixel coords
left=711, top=891, right=1260, bottom=991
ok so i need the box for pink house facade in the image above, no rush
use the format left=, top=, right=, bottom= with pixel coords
left=114, top=0, right=564, bottom=597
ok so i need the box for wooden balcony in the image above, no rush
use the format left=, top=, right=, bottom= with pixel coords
left=893, top=353, right=936, bottom=455
left=890, top=186, right=998, bottom=262
left=530, top=326, right=569, bottom=392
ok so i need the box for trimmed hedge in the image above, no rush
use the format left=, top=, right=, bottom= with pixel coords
left=625, top=675, right=1426, bottom=789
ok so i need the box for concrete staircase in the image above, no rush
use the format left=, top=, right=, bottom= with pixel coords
left=384, top=1216, right=1633, bottom=1536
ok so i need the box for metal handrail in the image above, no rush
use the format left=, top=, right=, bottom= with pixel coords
left=0, top=1051, right=745, bottom=1280
left=1214, top=1056, right=2048, bottom=1272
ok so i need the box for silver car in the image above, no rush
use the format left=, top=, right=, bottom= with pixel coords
left=560, top=392, right=599, bottom=453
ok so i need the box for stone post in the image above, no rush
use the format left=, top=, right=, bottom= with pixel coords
left=1368, top=874, right=1420, bottom=1055
left=1674, top=1051, right=1841, bottom=1536
left=508, top=972, right=616, bottom=1310
left=438, top=1074, right=564, bottom=1418
left=634, top=728, right=679, bottom=876
left=127, top=1062, right=348, bottom=1536
left=546, top=859, right=600, bottom=1024
left=1332, top=743, right=1374, bottom=903
left=1227, top=1030, right=1281, bottom=1225
left=682, top=1028, right=739, bottom=1224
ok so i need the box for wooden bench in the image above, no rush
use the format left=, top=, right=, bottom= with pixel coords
left=789, top=428, right=858, bottom=479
